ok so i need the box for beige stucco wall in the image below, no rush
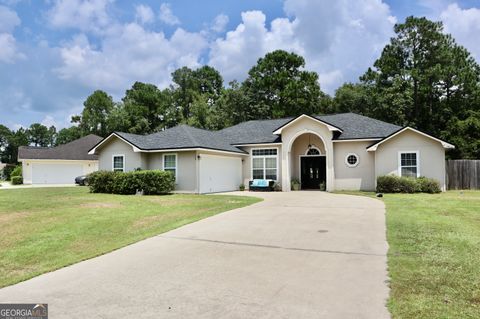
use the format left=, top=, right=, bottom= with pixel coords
left=147, top=151, right=197, bottom=192
left=375, top=130, right=446, bottom=190
left=290, top=133, right=326, bottom=181
left=333, top=141, right=376, bottom=191
left=280, top=117, right=335, bottom=191
left=21, top=160, right=98, bottom=184
left=238, top=145, right=282, bottom=189
left=97, top=137, right=145, bottom=172
left=96, top=136, right=246, bottom=193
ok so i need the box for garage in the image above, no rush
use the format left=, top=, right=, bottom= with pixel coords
left=18, top=134, right=102, bottom=185
left=199, top=154, right=242, bottom=193
left=32, top=163, right=84, bottom=184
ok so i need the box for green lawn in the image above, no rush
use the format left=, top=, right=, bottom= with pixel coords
left=386, top=191, right=480, bottom=318
left=0, top=187, right=261, bottom=288
left=340, top=190, right=480, bottom=318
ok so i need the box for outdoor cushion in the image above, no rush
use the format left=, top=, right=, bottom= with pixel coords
left=252, top=179, right=269, bottom=187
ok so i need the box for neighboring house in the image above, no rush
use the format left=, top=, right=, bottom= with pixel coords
left=19, top=135, right=102, bottom=184
left=88, top=113, right=454, bottom=193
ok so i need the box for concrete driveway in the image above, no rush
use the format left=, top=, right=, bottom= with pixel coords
left=0, top=191, right=389, bottom=318
left=0, top=182, right=77, bottom=189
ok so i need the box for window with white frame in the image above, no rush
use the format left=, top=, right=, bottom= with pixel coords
left=399, top=151, right=419, bottom=177
left=163, top=154, right=177, bottom=179
left=252, top=148, right=278, bottom=180
left=112, top=155, right=124, bottom=172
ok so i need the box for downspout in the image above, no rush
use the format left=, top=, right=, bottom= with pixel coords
left=374, top=149, right=377, bottom=191
left=195, top=151, right=200, bottom=194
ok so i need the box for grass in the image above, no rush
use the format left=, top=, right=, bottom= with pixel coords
left=338, top=190, right=480, bottom=318
left=0, top=187, right=261, bottom=288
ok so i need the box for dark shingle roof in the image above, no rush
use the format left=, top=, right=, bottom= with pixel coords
left=18, top=134, right=102, bottom=160
left=115, top=125, right=247, bottom=154
left=318, top=113, right=402, bottom=140
left=219, top=113, right=402, bottom=144
left=219, top=118, right=290, bottom=145
left=103, top=113, right=402, bottom=153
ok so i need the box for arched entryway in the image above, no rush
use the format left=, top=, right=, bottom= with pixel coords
left=288, top=132, right=327, bottom=190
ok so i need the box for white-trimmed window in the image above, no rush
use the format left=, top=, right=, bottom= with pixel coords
left=112, top=155, right=124, bottom=172
left=345, top=153, right=359, bottom=167
left=252, top=148, right=278, bottom=180
left=163, top=154, right=177, bottom=179
left=399, top=151, right=419, bottom=178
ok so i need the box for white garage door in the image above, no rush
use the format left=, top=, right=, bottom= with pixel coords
left=199, top=154, right=242, bottom=194
left=32, top=163, right=83, bottom=184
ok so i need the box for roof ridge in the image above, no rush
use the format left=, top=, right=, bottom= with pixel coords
left=180, top=125, right=200, bottom=145
left=220, top=116, right=294, bottom=132
left=317, top=112, right=402, bottom=127
left=115, top=131, right=144, bottom=137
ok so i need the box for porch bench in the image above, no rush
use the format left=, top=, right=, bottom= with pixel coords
left=249, top=179, right=275, bottom=191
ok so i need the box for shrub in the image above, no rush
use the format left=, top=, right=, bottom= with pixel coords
left=87, top=171, right=117, bottom=193
left=10, top=165, right=22, bottom=178
left=376, top=175, right=441, bottom=193
left=417, top=177, right=441, bottom=193
left=2, top=165, right=16, bottom=181
left=88, top=170, right=175, bottom=195
left=376, top=175, right=399, bottom=193
left=11, top=176, right=23, bottom=185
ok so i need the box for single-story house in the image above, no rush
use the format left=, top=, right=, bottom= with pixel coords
left=88, top=113, right=454, bottom=193
left=19, top=134, right=102, bottom=184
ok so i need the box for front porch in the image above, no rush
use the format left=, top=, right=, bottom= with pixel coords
left=277, top=115, right=337, bottom=192
left=288, top=133, right=327, bottom=190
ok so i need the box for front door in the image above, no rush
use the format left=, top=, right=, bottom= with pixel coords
left=301, top=157, right=326, bottom=189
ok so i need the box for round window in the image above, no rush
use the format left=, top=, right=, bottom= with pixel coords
left=345, top=153, right=359, bottom=167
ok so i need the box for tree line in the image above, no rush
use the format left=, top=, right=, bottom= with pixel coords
left=1, top=16, right=479, bottom=164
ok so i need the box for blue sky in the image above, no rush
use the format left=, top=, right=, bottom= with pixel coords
left=0, top=0, right=479, bottom=130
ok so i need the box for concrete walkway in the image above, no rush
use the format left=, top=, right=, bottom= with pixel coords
left=0, top=191, right=390, bottom=318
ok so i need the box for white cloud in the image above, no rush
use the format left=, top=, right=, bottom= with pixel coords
left=41, top=115, right=58, bottom=128
left=318, top=70, right=344, bottom=90
left=0, top=5, right=20, bottom=32
left=209, top=11, right=303, bottom=85
left=440, top=3, right=480, bottom=60
left=55, top=23, right=208, bottom=93
left=0, top=33, right=20, bottom=63
left=159, top=3, right=180, bottom=26
left=209, top=1, right=395, bottom=93
left=135, top=4, right=154, bottom=25
left=11, top=123, right=24, bottom=130
left=211, top=14, right=229, bottom=33
left=46, top=0, right=113, bottom=32
left=0, top=5, right=23, bottom=63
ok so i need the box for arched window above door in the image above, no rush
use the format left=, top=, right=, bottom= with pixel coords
left=305, top=147, right=321, bottom=156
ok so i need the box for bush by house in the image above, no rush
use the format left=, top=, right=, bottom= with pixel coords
left=376, top=175, right=441, bottom=193
left=88, top=170, right=175, bottom=195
